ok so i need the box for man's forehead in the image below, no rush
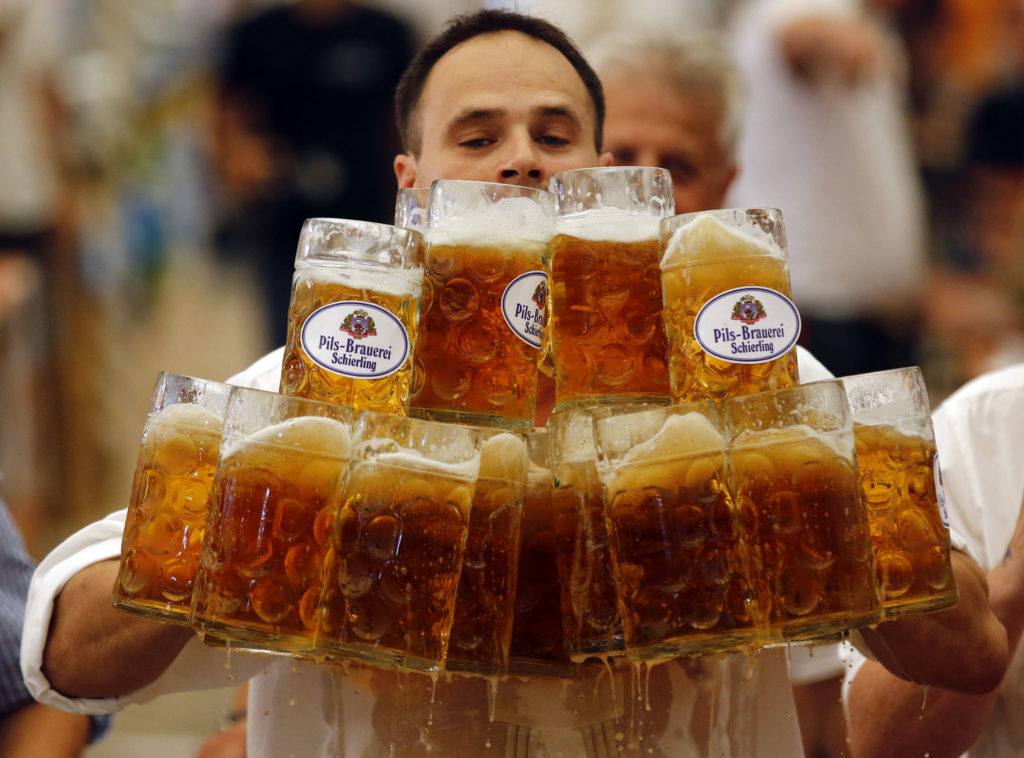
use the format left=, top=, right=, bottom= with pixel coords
left=419, top=31, right=594, bottom=123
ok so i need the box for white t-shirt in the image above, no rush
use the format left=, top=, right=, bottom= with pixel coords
left=21, top=346, right=833, bottom=757
left=726, top=0, right=926, bottom=317
left=928, top=364, right=1024, bottom=757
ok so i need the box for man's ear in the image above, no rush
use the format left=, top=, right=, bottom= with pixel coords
left=394, top=154, right=419, bottom=189
left=598, top=151, right=615, bottom=167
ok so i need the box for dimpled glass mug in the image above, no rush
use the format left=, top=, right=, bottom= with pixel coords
left=113, top=372, right=231, bottom=624
left=842, top=367, right=958, bottom=619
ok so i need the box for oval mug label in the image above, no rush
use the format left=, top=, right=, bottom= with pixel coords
left=300, top=301, right=410, bottom=379
left=502, top=271, right=547, bottom=348
left=694, top=286, right=801, bottom=364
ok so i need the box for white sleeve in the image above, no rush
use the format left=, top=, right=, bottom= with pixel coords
left=226, top=346, right=285, bottom=390
left=796, top=345, right=834, bottom=382
left=20, top=510, right=267, bottom=715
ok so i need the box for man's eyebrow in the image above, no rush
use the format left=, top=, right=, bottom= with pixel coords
left=447, top=107, right=505, bottom=130
left=533, top=105, right=584, bottom=128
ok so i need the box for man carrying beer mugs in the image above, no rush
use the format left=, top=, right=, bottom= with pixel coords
left=22, top=10, right=1006, bottom=758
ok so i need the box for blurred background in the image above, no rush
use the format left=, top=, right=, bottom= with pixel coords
left=0, top=0, right=1020, bottom=754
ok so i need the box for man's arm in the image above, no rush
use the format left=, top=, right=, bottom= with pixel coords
left=848, top=498, right=1024, bottom=758
left=854, top=549, right=1007, bottom=695
left=42, top=559, right=194, bottom=699
left=0, top=701, right=92, bottom=758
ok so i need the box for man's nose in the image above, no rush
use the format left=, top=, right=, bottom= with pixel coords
left=494, top=133, right=545, bottom=187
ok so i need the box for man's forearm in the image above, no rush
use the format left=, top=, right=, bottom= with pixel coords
left=856, top=550, right=1007, bottom=694
left=42, top=559, right=194, bottom=698
left=0, top=701, right=92, bottom=758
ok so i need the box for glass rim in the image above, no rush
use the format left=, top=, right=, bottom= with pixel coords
left=295, top=217, right=423, bottom=265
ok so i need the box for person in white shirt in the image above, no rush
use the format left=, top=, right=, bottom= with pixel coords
left=22, top=10, right=1006, bottom=758
left=847, top=363, right=1024, bottom=758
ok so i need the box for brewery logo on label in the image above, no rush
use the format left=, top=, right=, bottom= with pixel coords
left=731, top=295, right=767, bottom=325
left=339, top=309, right=377, bottom=339
left=301, top=300, right=410, bottom=379
left=934, top=452, right=950, bottom=529
left=694, top=286, right=801, bottom=364
left=502, top=271, right=547, bottom=348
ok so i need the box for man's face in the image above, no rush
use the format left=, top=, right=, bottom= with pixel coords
left=394, top=31, right=612, bottom=189
left=602, top=74, right=736, bottom=215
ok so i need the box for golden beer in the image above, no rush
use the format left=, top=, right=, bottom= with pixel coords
left=409, top=181, right=553, bottom=428
left=855, top=423, right=956, bottom=616
left=729, top=426, right=881, bottom=643
left=508, top=429, right=574, bottom=674
left=549, top=222, right=670, bottom=410
left=660, top=210, right=800, bottom=402
left=114, top=394, right=225, bottom=622
left=193, top=411, right=352, bottom=655
left=596, top=407, right=755, bottom=658
left=410, top=237, right=548, bottom=427
left=448, top=431, right=527, bottom=674
left=279, top=218, right=423, bottom=415
left=316, top=413, right=480, bottom=671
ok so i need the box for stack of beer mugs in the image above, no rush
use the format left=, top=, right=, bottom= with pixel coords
left=110, top=170, right=958, bottom=678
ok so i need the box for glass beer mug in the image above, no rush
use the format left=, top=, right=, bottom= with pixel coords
left=394, top=186, right=430, bottom=233
left=842, top=367, right=958, bottom=618
left=447, top=428, right=528, bottom=674
left=659, top=208, right=801, bottom=402
left=547, top=408, right=624, bottom=660
left=113, top=372, right=231, bottom=623
left=280, top=218, right=424, bottom=414
left=409, top=180, right=554, bottom=428
left=192, top=386, right=354, bottom=656
left=315, top=411, right=482, bottom=671
left=593, top=403, right=756, bottom=659
left=548, top=166, right=675, bottom=411
left=725, top=380, right=882, bottom=644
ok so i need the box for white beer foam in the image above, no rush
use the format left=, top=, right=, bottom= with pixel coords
left=731, top=423, right=848, bottom=460
left=661, top=212, right=782, bottom=268
left=360, top=443, right=481, bottom=481
left=554, top=211, right=662, bottom=243
left=235, top=416, right=351, bottom=458
left=151, top=402, right=224, bottom=433
left=479, top=432, right=528, bottom=482
left=295, top=262, right=422, bottom=297
left=428, top=196, right=554, bottom=244
left=619, top=412, right=724, bottom=466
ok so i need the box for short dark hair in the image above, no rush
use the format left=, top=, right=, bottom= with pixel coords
left=394, top=10, right=605, bottom=156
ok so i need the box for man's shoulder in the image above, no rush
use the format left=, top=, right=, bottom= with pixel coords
left=934, top=363, right=1024, bottom=423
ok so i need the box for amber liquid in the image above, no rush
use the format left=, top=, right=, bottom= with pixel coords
left=316, top=459, right=473, bottom=670
left=551, top=460, right=623, bottom=658
left=409, top=239, right=546, bottom=427
left=280, top=269, right=420, bottom=415
left=447, top=476, right=524, bottom=674
left=855, top=422, right=957, bottom=617
left=192, top=419, right=348, bottom=655
left=549, top=234, right=670, bottom=409
left=604, top=451, right=755, bottom=658
left=508, top=471, right=574, bottom=674
left=730, top=432, right=882, bottom=643
left=662, top=253, right=799, bottom=401
left=114, top=405, right=222, bottom=623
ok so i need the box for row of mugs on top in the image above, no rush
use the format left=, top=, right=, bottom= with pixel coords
left=112, top=364, right=955, bottom=675
left=278, top=168, right=798, bottom=430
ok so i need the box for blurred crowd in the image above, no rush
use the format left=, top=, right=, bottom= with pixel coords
left=0, top=0, right=1020, bottom=565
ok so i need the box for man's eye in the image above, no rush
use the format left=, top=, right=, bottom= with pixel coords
left=460, top=137, right=494, bottom=149
left=662, top=156, right=698, bottom=183
left=537, top=135, right=570, bottom=148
